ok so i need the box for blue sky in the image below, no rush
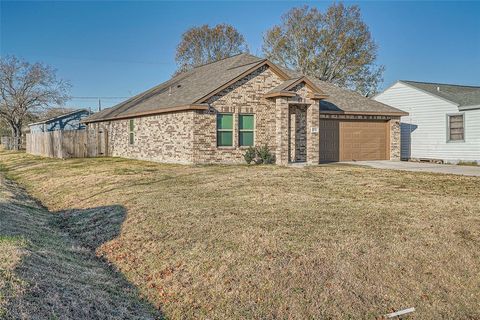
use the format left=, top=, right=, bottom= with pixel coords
left=1, top=1, right=479, bottom=110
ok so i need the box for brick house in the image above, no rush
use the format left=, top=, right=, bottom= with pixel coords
left=84, top=54, right=407, bottom=165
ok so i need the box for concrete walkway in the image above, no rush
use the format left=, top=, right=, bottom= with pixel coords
left=343, top=160, right=480, bottom=177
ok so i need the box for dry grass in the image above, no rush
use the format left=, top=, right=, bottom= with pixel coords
left=0, top=150, right=479, bottom=319
left=0, top=164, right=160, bottom=319
left=0, top=235, right=27, bottom=318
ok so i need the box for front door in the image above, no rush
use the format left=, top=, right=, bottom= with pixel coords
left=289, top=105, right=307, bottom=162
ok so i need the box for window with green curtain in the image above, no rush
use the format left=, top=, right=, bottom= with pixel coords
left=129, top=119, right=135, bottom=145
left=217, top=113, right=233, bottom=147
left=239, top=114, right=254, bottom=146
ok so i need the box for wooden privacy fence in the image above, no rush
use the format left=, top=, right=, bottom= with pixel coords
left=26, top=129, right=108, bottom=159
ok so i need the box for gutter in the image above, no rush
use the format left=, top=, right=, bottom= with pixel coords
left=459, top=104, right=480, bottom=111
left=320, top=110, right=409, bottom=117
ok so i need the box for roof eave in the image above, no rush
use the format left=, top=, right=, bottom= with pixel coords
left=82, top=104, right=209, bottom=124
left=458, top=104, right=480, bottom=111
left=320, top=110, right=409, bottom=117
left=264, top=91, right=297, bottom=99
left=308, top=93, right=329, bottom=100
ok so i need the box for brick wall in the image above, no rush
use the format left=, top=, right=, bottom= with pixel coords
left=193, top=65, right=284, bottom=164
left=275, top=97, right=289, bottom=165
left=88, top=111, right=195, bottom=164
left=389, top=118, right=401, bottom=160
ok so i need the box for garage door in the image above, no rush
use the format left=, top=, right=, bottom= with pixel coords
left=320, top=119, right=389, bottom=162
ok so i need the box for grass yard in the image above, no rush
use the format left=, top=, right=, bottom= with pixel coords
left=0, top=158, right=160, bottom=319
left=0, top=150, right=479, bottom=319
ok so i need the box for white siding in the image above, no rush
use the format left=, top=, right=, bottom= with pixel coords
left=374, top=82, right=480, bottom=163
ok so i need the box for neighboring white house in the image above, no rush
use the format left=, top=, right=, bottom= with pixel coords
left=374, top=80, right=480, bottom=164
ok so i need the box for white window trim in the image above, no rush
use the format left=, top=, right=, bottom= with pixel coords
left=446, top=112, right=465, bottom=143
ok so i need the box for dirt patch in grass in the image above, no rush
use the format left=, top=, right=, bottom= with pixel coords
left=0, top=170, right=161, bottom=319
left=1, top=150, right=479, bottom=319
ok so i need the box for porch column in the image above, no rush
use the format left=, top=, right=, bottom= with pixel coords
left=306, top=101, right=320, bottom=164
left=275, top=97, right=289, bottom=165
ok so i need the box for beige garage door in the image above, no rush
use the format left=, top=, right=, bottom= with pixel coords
left=320, top=119, right=389, bottom=162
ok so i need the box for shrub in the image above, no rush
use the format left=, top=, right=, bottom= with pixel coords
left=256, top=145, right=275, bottom=164
left=243, top=145, right=275, bottom=165
left=243, top=146, right=256, bottom=164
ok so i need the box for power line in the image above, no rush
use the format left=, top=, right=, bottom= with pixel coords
left=71, top=96, right=130, bottom=99
left=34, top=54, right=171, bottom=66
left=69, top=96, right=131, bottom=112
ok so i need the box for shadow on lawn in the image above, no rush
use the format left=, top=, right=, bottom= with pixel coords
left=0, top=177, right=162, bottom=319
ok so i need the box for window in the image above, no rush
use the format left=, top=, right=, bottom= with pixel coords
left=239, top=114, right=254, bottom=147
left=129, top=119, right=135, bottom=145
left=448, top=114, right=464, bottom=142
left=217, top=113, right=233, bottom=147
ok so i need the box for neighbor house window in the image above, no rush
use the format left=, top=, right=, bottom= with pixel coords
left=217, top=113, right=233, bottom=147
left=239, top=114, right=254, bottom=147
left=129, top=119, right=135, bottom=145
left=448, top=114, right=464, bottom=142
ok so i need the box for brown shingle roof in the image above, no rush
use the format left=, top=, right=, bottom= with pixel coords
left=85, top=54, right=265, bottom=122
left=275, top=66, right=406, bottom=115
left=85, top=53, right=406, bottom=123
left=314, top=80, right=407, bottom=115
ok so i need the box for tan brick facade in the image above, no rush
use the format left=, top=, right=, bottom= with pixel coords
left=275, top=97, right=289, bottom=165
left=389, top=118, right=401, bottom=160
left=193, top=66, right=283, bottom=163
left=87, top=65, right=401, bottom=164
left=87, top=111, right=195, bottom=164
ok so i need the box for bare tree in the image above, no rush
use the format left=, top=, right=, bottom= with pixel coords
left=175, top=24, right=248, bottom=73
left=263, top=4, right=384, bottom=96
left=0, top=56, right=70, bottom=149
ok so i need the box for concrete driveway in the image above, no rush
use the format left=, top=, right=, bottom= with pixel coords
left=343, top=160, right=480, bottom=177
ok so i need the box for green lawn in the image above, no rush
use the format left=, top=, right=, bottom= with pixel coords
left=0, top=150, right=479, bottom=319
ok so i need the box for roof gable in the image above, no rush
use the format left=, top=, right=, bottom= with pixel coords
left=265, top=76, right=329, bottom=100
left=194, top=59, right=290, bottom=104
